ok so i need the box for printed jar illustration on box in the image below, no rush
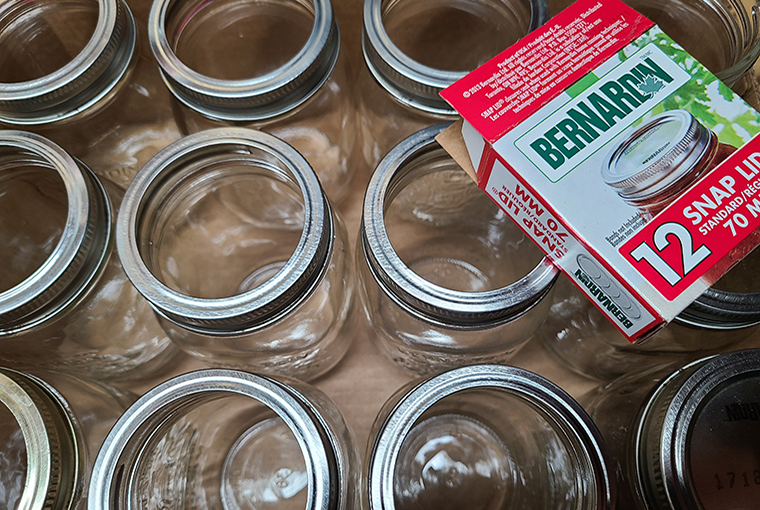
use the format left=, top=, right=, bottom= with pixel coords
left=601, top=109, right=737, bottom=220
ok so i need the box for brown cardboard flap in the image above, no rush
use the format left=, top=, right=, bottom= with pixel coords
left=435, top=119, right=477, bottom=183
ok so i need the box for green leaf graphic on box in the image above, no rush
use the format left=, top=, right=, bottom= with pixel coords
left=637, top=76, right=665, bottom=98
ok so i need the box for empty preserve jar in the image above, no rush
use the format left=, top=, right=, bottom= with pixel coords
left=117, top=128, right=354, bottom=381
left=0, top=131, right=175, bottom=381
left=358, top=124, right=558, bottom=375
left=0, top=0, right=180, bottom=188
left=365, top=364, right=615, bottom=510
left=358, top=0, right=549, bottom=170
left=148, top=0, right=357, bottom=203
left=88, top=369, right=358, bottom=510
left=584, top=349, right=760, bottom=510
left=0, top=368, right=133, bottom=510
left=540, top=244, right=760, bottom=381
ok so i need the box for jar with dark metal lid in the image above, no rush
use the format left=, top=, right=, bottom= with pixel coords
left=584, top=349, right=760, bottom=509
left=358, top=124, right=558, bottom=375
left=0, top=0, right=180, bottom=188
left=357, top=0, right=549, bottom=172
left=88, top=369, right=358, bottom=510
left=365, top=364, right=615, bottom=510
left=602, top=109, right=736, bottom=220
left=0, top=367, right=133, bottom=510
left=148, top=0, right=357, bottom=204
left=539, top=235, right=760, bottom=381
left=0, top=130, right=176, bottom=381
left=623, top=0, right=760, bottom=94
left=116, top=128, right=354, bottom=381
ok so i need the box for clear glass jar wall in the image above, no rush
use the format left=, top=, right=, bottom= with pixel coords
left=365, top=365, right=614, bottom=510
left=358, top=124, right=558, bottom=374
left=117, top=128, right=354, bottom=381
left=88, top=370, right=358, bottom=510
left=539, top=239, right=760, bottom=380
left=0, top=0, right=180, bottom=188
left=0, top=131, right=176, bottom=381
left=583, top=349, right=760, bottom=509
left=357, top=0, right=549, bottom=171
left=0, top=368, right=133, bottom=510
left=148, top=0, right=358, bottom=204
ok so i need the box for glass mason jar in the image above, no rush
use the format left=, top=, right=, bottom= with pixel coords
left=539, top=242, right=760, bottom=380
left=358, top=0, right=549, bottom=171
left=358, top=124, right=558, bottom=375
left=88, top=369, right=358, bottom=510
left=602, top=109, right=737, bottom=220
left=0, top=130, right=176, bottom=381
left=0, top=367, right=133, bottom=510
left=147, top=0, right=357, bottom=204
left=0, top=0, right=180, bottom=188
left=117, top=128, right=354, bottom=381
left=622, top=0, right=760, bottom=94
left=365, top=364, right=615, bottom=510
left=583, top=349, right=760, bottom=510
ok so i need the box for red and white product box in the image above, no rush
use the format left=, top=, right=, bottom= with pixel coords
left=440, top=0, right=760, bottom=341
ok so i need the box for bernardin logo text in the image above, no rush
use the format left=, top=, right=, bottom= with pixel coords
left=515, top=43, right=691, bottom=182
left=574, top=269, right=634, bottom=329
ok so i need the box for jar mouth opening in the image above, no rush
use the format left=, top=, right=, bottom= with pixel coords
left=88, top=370, right=336, bottom=510
left=149, top=0, right=340, bottom=121
left=0, top=0, right=136, bottom=125
left=0, top=131, right=111, bottom=334
left=368, top=365, right=613, bottom=510
left=362, top=124, right=558, bottom=328
left=0, top=369, right=81, bottom=510
left=362, top=0, right=548, bottom=115
left=117, top=128, right=332, bottom=334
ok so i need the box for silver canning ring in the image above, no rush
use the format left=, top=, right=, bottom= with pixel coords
left=368, top=365, right=614, bottom=510
left=362, top=0, right=548, bottom=115
left=361, top=123, right=558, bottom=329
left=0, top=131, right=111, bottom=334
left=116, top=127, right=333, bottom=334
left=88, top=369, right=339, bottom=510
left=0, top=0, right=136, bottom=124
left=148, top=0, right=340, bottom=121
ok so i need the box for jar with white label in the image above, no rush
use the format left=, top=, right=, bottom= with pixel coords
left=148, top=0, right=357, bottom=204
left=623, top=0, right=760, bottom=93
left=584, top=349, right=760, bottom=509
left=0, top=131, right=176, bottom=381
left=539, top=244, right=760, bottom=380
left=357, top=0, right=549, bottom=171
left=602, top=109, right=737, bottom=220
left=357, top=124, right=558, bottom=374
left=88, top=369, right=358, bottom=510
left=0, top=368, right=133, bottom=510
left=117, top=128, right=354, bottom=381
left=0, top=0, right=180, bottom=188
left=365, top=364, right=615, bottom=510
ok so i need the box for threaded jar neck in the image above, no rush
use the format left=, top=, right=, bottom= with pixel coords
left=148, top=0, right=340, bottom=122
left=0, top=131, right=112, bottom=335
left=0, top=0, right=136, bottom=125
left=117, top=128, right=333, bottom=335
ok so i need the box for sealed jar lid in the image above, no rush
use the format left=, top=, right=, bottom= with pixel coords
left=635, top=349, right=760, bottom=509
left=601, top=110, right=715, bottom=201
